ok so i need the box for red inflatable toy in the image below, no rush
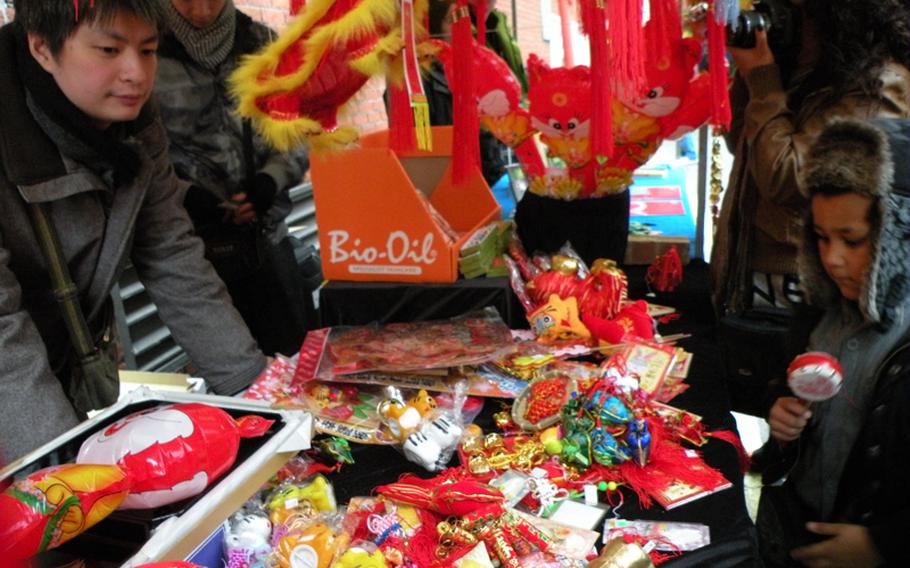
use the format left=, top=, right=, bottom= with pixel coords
left=0, top=464, right=129, bottom=559
left=77, top=403, right=273, bottom=509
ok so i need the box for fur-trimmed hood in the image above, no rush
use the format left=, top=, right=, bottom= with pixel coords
left=798, top=118, right=910, bottom=326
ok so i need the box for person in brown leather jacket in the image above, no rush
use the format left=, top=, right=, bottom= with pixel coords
left=710, top=0, right=910, bottom=317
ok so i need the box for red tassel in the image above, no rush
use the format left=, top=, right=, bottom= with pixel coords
left=587, top=0, right=613, bottom=161
left=389, top=84, right=417, bottom=152
left=290, top=0, right=306, bottom=15
left=583, top=419, right=730, bottom=508
left=451, top=0, right=480, bottom=185
left=474, top=0, right=487, bottom=46
left=609, top=0, right=646, bottom=101
left=708, top=429, right=751, bottom=474
left=707, top=5, right=731, bottom=129
left=647, top=0, right=682, bottom=69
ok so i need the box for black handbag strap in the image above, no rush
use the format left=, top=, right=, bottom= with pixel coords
left=242, top=118, right=256, bottom=186
left=26, top=200, right=97, bottom=360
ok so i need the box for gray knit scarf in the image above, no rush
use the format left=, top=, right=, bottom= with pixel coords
left=160, top=0, right=236, bottom=70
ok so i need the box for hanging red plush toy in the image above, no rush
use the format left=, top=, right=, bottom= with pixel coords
left=77, top=403, right=273, bottom=509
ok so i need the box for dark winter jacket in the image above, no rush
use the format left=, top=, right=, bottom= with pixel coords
left=710, top=61, right=910, bottom=316
left=763, top=118, right=910, bottom=565
left=154, top=11, right=307, bottom=235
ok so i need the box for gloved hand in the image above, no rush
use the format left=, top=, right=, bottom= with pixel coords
left=246, top=172, right=278, bottom=218
left=183, top=184, right=223, bottom=226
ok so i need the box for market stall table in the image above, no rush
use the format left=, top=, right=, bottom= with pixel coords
left=322, top=263, right=758, bottom=562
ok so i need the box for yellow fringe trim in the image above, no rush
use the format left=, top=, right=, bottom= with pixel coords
left=229, top=0, right=400, bottom=111
left=229, top=0, right=430, bottom=151
left=412, top=95, right=431, bottom=151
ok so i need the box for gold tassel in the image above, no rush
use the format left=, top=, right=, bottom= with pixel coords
left=412, top=94, right=432, bottom=151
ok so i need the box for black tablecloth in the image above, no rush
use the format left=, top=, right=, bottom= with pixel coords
left=319, top=261, right=759, bottom=563
left=318, top=276, right=529, bottom=329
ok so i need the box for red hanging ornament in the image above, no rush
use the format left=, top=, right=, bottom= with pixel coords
left=645, top=245, right=683, bottom=293
left=581, top=0, right=613, bottom=161
left=646, top=0, right=682, bottom=70
left=451, top=0, right=481, bottom=184
left=473, top=0, right=488, bottom=46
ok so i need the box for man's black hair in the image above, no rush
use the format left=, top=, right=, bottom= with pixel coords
left=13, top=0, right=160, bottom=55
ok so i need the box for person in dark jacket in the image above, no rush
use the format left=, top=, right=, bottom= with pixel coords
left=155, top=0, right=313, bottom=357
left=0, top=0, right=267, bottom=463
left=756, top=117, right=910, bottom=567
left=711, top=0, right=910, bottom=317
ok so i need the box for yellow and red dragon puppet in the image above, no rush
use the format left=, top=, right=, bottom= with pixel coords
left=229, top=0, right=428, bottom=152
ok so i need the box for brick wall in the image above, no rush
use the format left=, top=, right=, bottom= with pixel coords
left=237, top=0, right=295, bottom=30
left=512, top=0, right=556, bottom=63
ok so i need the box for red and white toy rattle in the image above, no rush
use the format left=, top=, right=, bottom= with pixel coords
left=787, top=352, right=844, bottom=402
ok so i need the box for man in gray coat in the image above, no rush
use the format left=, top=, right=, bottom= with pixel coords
left=0, top=0, right=266, bottom=463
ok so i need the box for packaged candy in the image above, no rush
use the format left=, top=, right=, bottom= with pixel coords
left=334, top=541, right=389, bottom=568
left=275, top=521, right=347, bottom=568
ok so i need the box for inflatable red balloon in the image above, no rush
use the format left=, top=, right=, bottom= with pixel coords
left=0, top=464, right=130, bottom=559
left=77, top=403, right=273, bottom=509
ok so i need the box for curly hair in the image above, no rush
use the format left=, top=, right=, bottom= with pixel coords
left=807, top=0, right=910, bottom=99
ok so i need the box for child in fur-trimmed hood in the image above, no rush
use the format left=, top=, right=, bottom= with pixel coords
left=758, top=117, right=910, bottom=567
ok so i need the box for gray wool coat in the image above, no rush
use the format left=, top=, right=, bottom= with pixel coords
left=0, top=25, right=265, bottom=464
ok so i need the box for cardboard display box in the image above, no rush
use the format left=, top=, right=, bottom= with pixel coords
left=311, top=126, right=501, bottom=283
left=624, top=234, right=691, bottom=266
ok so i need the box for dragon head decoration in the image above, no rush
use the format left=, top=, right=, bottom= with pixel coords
left=230, top=0, right=427, bottom=152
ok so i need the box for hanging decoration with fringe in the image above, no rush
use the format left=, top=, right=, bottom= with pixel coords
left=707, top=1, right=732, bottom=130
left=466, top=0, right=712, bottom=200
left=584, top=0, right=613, bottom=163
left=646, top=0, right=681, bottom=70
left=388, top=84, right=417, bottom=152
left=401, top=0, right=432, bottom=150
left=450, top=0, right=481, bottom=184
left=608, top=0, right=647, bottom=102
left=473, top=0, right=488, bottom=46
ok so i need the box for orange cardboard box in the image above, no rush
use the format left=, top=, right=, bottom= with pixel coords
left=311, top=126, right=501, bottom=283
